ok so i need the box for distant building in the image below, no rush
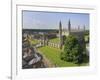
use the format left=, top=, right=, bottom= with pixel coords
left=22, top=19, right=86, bottom=49
left=59, top=19, right=85, bottom=49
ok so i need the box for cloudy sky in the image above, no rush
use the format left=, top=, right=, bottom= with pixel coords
left=22, top=10, right=89, bottom=30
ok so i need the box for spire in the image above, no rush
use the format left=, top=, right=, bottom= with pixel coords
left=78, top=25, right=80, bottom=30
left=59, top=21, right=62, bottom=30
left=68, top=19, right=71, bottom=33
left=59, top=20, right=62, bottom=49
left=84, top=25, right=85, bottom=31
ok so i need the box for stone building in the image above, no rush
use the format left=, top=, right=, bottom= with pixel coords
left=59, top=19, right=86, bottom=49
left=22, top=19, right=86, bottom=49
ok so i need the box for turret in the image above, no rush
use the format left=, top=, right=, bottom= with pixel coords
left=68, top=19, right=71, bottom=34
left=59, top=21, right=63, bottom=49
left=78, top=25, right=80, bottom=30
left=84, top=25, right=85, bottom=31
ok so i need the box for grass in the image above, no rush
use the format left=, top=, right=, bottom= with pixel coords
left=49, top=37, right=60, bottom=43
left=29, top=39, right=39, bottom=45
left=38, top=46, right=78, bottom=67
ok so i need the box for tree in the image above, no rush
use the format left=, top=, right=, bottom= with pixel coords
left=60, top=35, right=84, bottom=64
left=62, top=35, right=66, bottom=44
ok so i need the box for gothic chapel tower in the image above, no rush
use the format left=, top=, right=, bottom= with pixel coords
left=59, top=21, right=63, bottom=49
left=68, top=19, right=71, bottom=35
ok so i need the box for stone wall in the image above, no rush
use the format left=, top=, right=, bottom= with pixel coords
left=47, top=42, right=60, bottom=48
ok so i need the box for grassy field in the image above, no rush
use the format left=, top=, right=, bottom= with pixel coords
left=49, top=37, right=60, bottom=43
left=29, top=39, right=39, bottom=45
left=38, top=46, right=79, bottom=67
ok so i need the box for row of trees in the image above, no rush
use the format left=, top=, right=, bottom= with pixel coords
left=60, top=35, right=89, bottom=64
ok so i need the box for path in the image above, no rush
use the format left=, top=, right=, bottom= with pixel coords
left=32, top=43, right=55, bottom=67
left=37, top=50, right=55, bottom=67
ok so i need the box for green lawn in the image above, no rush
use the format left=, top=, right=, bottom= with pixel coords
left=29, top=39, right=39, bottom=45
left=49, top=38, right=60, bottom=43
left=38, top=46, right=78, bottom=67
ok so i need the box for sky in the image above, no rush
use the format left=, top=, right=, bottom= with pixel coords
left=22, top=10, right=89, bottom=30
